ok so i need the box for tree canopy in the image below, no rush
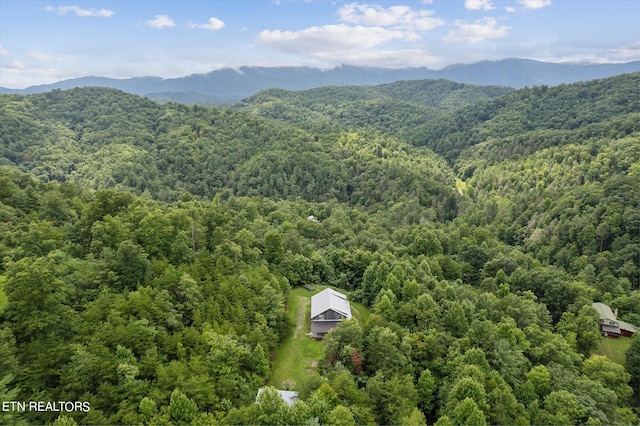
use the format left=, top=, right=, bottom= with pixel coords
left=1, top=73, right=638, bottom=424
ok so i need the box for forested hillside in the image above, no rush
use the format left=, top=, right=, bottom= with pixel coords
left=413, top=73, right=640, bottom=163
left=0, top=74, right=639, bottom=425
left=234, top=79, right=511, bottom=142
left=0, top=87, right=459, bottom=218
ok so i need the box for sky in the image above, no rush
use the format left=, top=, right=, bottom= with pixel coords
left=1, top=0, right=639, bottom=88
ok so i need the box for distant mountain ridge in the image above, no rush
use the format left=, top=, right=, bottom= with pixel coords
left=2, top=58, right=638, bottom=104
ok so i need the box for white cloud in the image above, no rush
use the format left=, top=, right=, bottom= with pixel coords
left=609, top=41, right=640, bottom=61
left=517, top=0, right=552, bottom=10
left=257, top=24, right=413, bottom=53
left=29, top=51, right=52, bottom=61
left=200, top=17, right=225, bottom=31
left=6, top=60, right=25, bottom=69
left=255, top=4, right=447, bottom=69
left=313, top=48, right=442, bottom=68
left=505, top=6, right=517, bottom=13
left=0, top=44, right=10, bottom=56
left=465, top=0, right=495, bottom=11
left=338, top=3, right=444, bottom=31
left=255, top=23, right=443, bottom=68
left=0, top=65, right=86, bottom=89
left=146, top=15, right=175, bottom=28
left=444, top=17, right=509, bottom=43
left=44, top=5, right=113, bottom=17
left=540, top=41, right=640, bottom=64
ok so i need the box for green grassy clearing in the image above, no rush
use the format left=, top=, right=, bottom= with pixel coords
left=269, top=286, right=324, bottom=391
left=269, top=285, right=370, bottom=391
left=596, top=336, right=632, bottom=367
left=350, top=300, right=371, bottom=325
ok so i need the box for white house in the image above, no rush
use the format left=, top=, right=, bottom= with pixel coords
left=310, top=288, right=352, bottom=338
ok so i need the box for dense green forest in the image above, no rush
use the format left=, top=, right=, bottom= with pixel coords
left=0, top=73, right=639, bottom=425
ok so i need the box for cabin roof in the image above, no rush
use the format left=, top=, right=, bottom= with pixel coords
left=311, top=288, right=352, bottom=320
left=618, top=320, right=638, bottom=333
left=592, top=302, right=616, bottom=321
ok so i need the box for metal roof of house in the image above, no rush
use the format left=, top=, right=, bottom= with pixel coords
left=618, top=320, right=638, bottom=333
left=592, top=302, right=616, bottom=321
left=311, top=288, right=352, bottom=319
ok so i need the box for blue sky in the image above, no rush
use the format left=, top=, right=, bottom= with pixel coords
left=1, top=0, right=638, bottom=88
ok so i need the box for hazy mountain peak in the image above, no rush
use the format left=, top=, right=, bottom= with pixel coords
left=1, top=59, right=638, bottom=104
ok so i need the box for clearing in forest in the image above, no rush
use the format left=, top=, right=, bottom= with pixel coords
left=269, top=286, right=323, bottom=391
left=596, top=336, right=632, bottom=367
left=269, top=286, right=370, bottom=392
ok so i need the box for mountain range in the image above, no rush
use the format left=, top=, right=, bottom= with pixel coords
left=1, top=58, right=638, bottom=104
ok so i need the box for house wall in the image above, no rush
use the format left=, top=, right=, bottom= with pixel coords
left=600, top=321, right=621, bottom=336
left=311, top=320, right=340, bottom=336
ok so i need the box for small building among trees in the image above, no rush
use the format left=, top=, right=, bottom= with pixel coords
left=256, top=387, right=298, bottom=407
left=592, top=302, right=637, bottom=337
left=310, top=288, right=352, bottom=338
